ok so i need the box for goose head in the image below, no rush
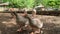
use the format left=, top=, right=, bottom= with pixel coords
left=32, top=9, right=36, bottom=17
left=22, top=8, right=28, bottom=16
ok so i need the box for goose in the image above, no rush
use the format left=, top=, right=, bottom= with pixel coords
left=15, top=9, right=30, bottom=32
left=28, top=9, right=43, bottom=34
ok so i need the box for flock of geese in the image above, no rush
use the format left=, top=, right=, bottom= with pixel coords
left=10, top=8, right=43, bottom=34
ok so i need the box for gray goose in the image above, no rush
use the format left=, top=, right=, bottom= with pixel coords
left=15, top=9, right=30, bottom=31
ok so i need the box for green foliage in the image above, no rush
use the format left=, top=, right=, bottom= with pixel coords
left=3, top=0, right=35, bottom=8
left=47, top=1, right=56, bottom=8
left=9, top=0, right=26, bottom=8
left=3, top=0, right=42, bottom=8
left=34, top=0, right=41, bottom=6
left=3, top=0, right=60, bottom=9
left=42, top=0, right=60, bottom=9
left=24, top=0, right=35, bottom=8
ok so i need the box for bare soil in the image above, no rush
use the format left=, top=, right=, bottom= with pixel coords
left=0, top=13, right=60, bottom=34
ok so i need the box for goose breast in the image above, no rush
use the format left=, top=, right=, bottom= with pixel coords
left=31, top=18, right=43, bottom=28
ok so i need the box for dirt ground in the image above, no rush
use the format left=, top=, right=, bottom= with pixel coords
left=0, top=13, right=60, bottom=34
